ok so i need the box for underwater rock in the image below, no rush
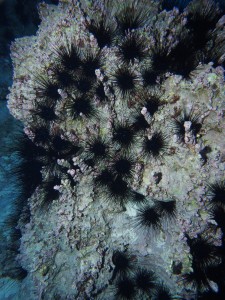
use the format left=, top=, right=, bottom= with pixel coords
left=6, top=0, right=225, bottom=299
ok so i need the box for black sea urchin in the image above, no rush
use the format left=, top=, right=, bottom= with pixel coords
left=35, top=104, right=58, bottom=122
left=5, top=266, right=28, bottom=281
left=130, top=191, right=147, bottom=205
left=142, top=68, right=159, bottom=87
left=186, top=234, right=219, bottom=270
left=135, top=268, right=157, bottom=294
left=207, top=181, right=225, bottom=208
left=153, top=283, right=174, bottom=300
left=7, top=0, right=225, bottom=298
left=41, top=176, right=61, bottom=207
left=66, top=94, right=97, bottom=119
left=154, top=199, right=177, bottom=221
left=52, top=66, right=75, bottom=88
left=166, top=36, right=199, bottom=77
left=113, top=123, right=135, bottom=150
left=110, top=155, right=135, bottom=181
left=14, top=133, right=43, bottom=199
left=32, top=126, right=50, bottom=144
left=112, top=250, right=136, bottom=278
left=183, top=268, right=209, bottom=291
left=135, top=205, right=161, bottom=232
left=118, top=32, right=147, bottom=64
left=210, top=205, right=225, bottom=235
left=94, top=168, right=114, bottom=188
left=114, top=277, right=137, bottom=300
left=142, top=93, right=161, bottom=117
left=112, top=66, right=139, bottom=98
left=132, top=112, right=150, bottom=132
left=51, top=135, right=79, bottom=159
left=198, top=290, right=225, bottom=300
left=81, top=51, right=103, bottom=79
left=172, top=110, right=201, bottom=142
left=87, top=18, right=116, bottom=49
left=115, top=2, right=149, bottom=35
left=35, top=75, right=60, bottom=102
left=142, top=131, right=168, bottom=159
left=106, top=177, right=131, bottom=206
left=151, top=49, right=171, bottom=74
left=74, top=75, right=95, bottom=93
left=186, top=0, right=223, bottom=51
left=85, top=136, right=109, bottom=164
left=54, top=42, right=81, bottom=72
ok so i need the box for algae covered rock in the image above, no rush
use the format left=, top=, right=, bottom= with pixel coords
left=7, top=0, right=225, bottom=299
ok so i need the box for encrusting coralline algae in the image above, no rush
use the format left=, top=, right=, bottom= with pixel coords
left=5, top=0, right=225, bottom=299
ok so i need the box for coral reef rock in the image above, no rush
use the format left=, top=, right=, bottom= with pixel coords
left=7, top=0, right=225, bottom=299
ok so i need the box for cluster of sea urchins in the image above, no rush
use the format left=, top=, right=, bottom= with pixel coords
left=5, top=0, right=225, bottom=298
left=110, top=250, right=174, bottom=300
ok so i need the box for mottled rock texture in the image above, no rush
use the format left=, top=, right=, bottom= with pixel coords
left=6, top=0, right=225, bottom=299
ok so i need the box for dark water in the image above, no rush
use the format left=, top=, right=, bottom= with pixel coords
left=0, top=1, right=59, bottom=297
